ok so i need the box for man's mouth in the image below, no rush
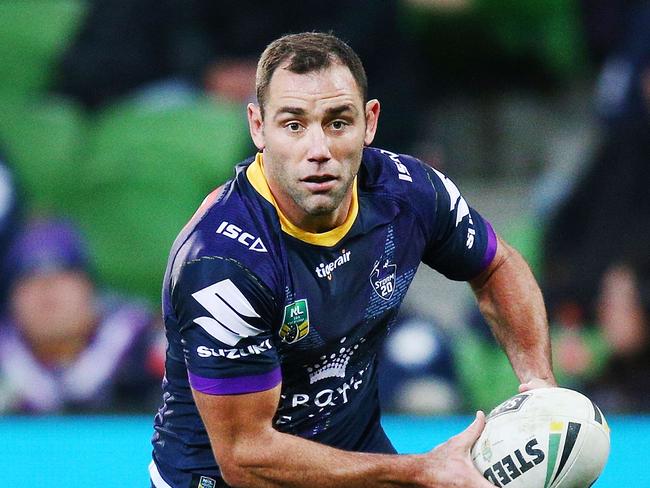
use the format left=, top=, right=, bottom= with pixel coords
left=301, top=174, right=338, bottom=192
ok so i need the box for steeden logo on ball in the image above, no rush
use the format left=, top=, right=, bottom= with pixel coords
left=471, top=387, right=610, bottom=488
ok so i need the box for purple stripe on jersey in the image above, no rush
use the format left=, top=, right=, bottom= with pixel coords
left=188, top=367, right=282, bottom=395
left=480, top=220, right=498, bottom=270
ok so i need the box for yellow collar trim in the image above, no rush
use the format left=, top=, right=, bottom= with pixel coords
left=246, top=153, right=358, bottom=246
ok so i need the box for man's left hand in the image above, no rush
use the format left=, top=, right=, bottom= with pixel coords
left=518, top=377, right=557, bottom=393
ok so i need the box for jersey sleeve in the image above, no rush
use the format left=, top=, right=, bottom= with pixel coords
left=171, top=255, right=281, bottom=395
left=419, top=164, right=497, bottom=281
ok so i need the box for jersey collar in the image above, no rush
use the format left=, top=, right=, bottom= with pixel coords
left=246, top=153, right=359, bottom=247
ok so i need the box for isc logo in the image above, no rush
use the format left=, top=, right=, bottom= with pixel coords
left=378, top=149, right=412, bottom=182
left=216, top=221, right=268, bottom=252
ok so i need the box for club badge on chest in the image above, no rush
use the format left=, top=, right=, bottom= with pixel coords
left=370, top=259, right=396, bottom=300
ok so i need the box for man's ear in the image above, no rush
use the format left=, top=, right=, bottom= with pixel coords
left=364, top=99, right=380, bottom=146
left=247, top=103, right=265, bottom=150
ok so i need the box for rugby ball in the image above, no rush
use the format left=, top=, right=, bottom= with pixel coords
left=471, top=387, right=610, bottom=488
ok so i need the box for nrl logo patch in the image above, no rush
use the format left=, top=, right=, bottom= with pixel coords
left=370, top=259, right=397, bottom=300
left=280, top=299, right=310, bottom=344
left=198, top=475, right=216, bottom=488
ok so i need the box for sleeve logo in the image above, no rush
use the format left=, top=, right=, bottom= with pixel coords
left=378, top=149, right=412, bottom=182
left=432, top=168, right=471, bottom=227
left=432, top=168, right=476, bottom=249
left=216, top=221, right=268, bottom=253
left=191, top=279, right=263, bottom=346
left=279, top=299, right=310, bottom=344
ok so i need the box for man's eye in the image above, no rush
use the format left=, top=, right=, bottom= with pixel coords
left=287, top=122, right=302, bottom=132
left=330, top=121, right=347, bottom=130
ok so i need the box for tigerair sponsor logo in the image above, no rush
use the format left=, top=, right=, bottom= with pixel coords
left=216, top=220, right=267, bottom=252
left=196, top=338, right=273, bottom=359
left=315, top=249, right=351, bottom=280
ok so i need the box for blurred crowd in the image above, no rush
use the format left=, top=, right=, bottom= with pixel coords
left=0, top=0, right=649, bottom=415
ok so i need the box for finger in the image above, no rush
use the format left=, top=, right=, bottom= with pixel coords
left=519, top=378, right=556, bottom=392
left=463, top=412, right=500, bottom=488
left=451, top=410, right=486, bottom=448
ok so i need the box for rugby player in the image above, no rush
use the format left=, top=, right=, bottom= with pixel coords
left=150, top=32, right=556, bottom=487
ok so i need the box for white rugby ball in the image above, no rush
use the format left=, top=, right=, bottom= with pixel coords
left=471, top=387, right=610, bottom=488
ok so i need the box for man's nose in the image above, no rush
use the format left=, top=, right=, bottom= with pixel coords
left=306, top=126, right=332, bottom=162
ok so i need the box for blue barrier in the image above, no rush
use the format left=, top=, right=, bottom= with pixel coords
left=0, top=415, right=646, bottom=486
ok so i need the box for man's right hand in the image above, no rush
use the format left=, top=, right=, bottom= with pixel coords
left=419, top=411, right=495, bottom=487
left=195, top=384, right=496, bottom=488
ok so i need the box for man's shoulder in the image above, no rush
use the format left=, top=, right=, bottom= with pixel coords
left=360, top=147, right=441, bottom=203
left=174, top=161, right=271, bottom=253
left=165, top=163, right=280, bottom=299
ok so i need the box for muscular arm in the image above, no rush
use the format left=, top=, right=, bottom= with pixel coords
left=193, top=385, right=493, bottom=488
left=469, top=236, right=556, bottom=389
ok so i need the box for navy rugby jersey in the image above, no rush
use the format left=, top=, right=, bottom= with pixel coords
left=151, top=147, right=497, bottom=487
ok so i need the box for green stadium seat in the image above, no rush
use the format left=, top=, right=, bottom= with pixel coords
left=73, top=96, right=250, bottom=302
left=0, top=0, right=86, bottom=102
left=0, top=96, right=87, bottom=213
left=0, top=1, right=87, bottom=213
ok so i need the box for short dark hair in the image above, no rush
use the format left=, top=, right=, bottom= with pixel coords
left=256, top=32, right=368, bottom=117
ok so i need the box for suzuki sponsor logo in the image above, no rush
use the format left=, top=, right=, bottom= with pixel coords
left=216, top=221, right=267, bottom=252
left=197, top=338, right=273, bottom=359
left=315, top=249, right=351, bottom=280
left=192, top=279, right=263, bottom=346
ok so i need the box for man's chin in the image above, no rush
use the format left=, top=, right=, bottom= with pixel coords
left=293, top=189, right=349, bottom=219
left=304, top=202, right=338, bottom=217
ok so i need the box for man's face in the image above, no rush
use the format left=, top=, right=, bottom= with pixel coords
left=248, top=62, right=379, bottom=232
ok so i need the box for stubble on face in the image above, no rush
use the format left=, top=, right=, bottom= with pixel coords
left=258, top=64, right=368, bottom=232
left=265, top=141, right=362, bottom=218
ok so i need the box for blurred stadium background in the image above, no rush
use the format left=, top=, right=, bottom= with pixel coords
left=1, top=0, right=649, bottom=486
left=1, top=414, right=648, bottom=486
